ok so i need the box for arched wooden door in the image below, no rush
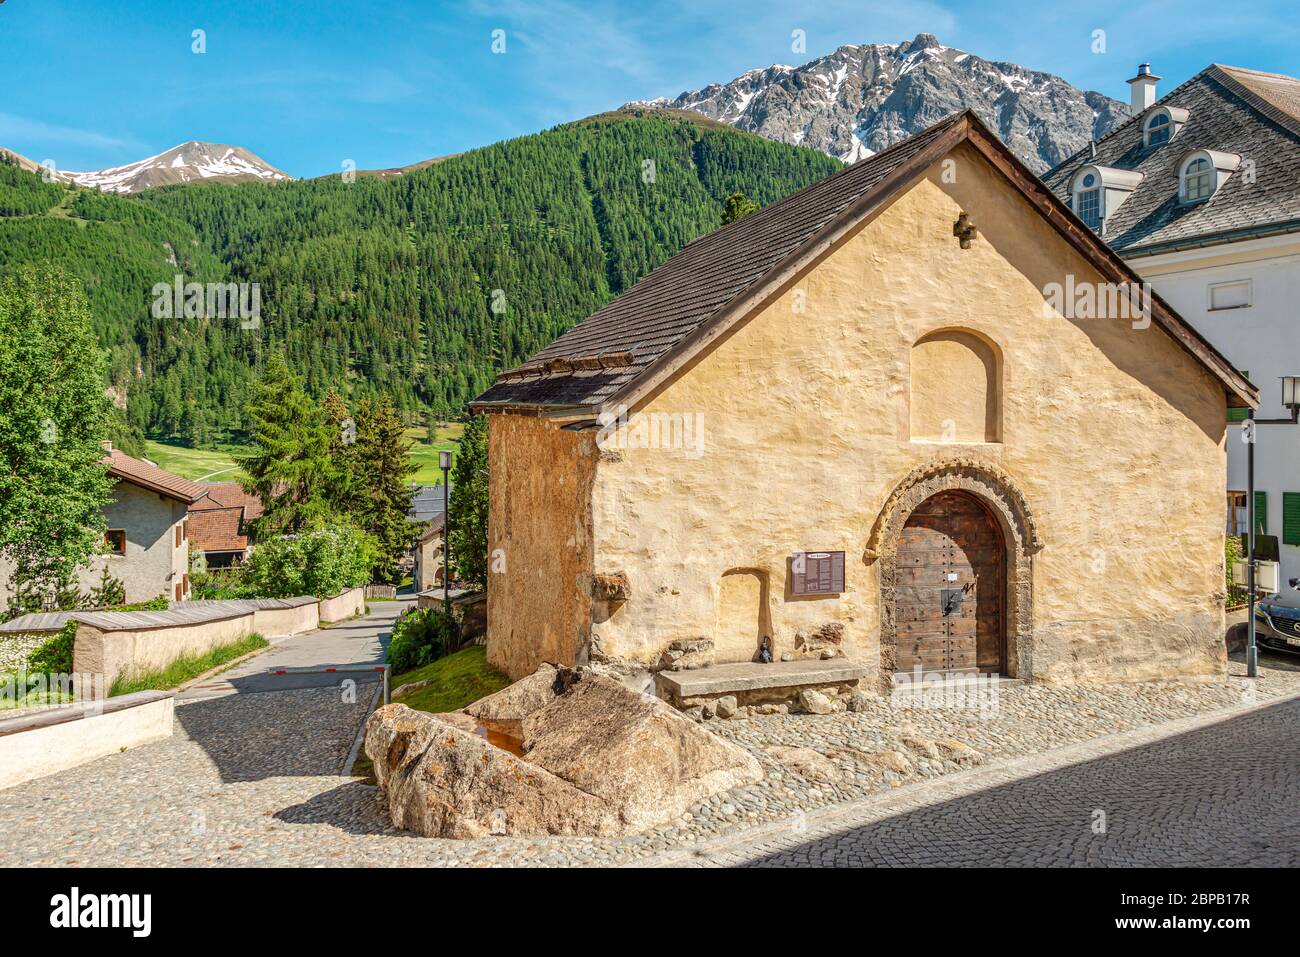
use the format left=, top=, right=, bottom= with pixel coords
left=895, top=490, right=1005, bottom=675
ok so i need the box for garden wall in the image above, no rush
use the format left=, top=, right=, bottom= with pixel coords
left=318, top=587, right=364, bottom=623
left=0, top=691, right=174, bottom=790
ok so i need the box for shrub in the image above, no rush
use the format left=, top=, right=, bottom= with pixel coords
left=241, top=522, right=377, bottom=598
left=387, top=607, right=457, bottom=673
left=27, top=620, right=77, bottom=675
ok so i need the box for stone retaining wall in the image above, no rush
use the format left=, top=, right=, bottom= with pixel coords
left=75, top=611, right=254, bottom=693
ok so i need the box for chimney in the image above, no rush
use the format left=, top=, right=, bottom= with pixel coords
left=102, top=440, right=113, bottom=452
left=1126, top=63, right=1160, bottom=114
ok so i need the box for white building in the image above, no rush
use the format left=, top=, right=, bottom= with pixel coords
left=1047, top=63, right=1300, bottom=604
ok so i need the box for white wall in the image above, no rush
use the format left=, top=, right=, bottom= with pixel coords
left=1131, top=233, right=1300, bottom=605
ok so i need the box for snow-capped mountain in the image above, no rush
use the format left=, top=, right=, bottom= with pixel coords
left=56, top=142, right=290, bottom=193
left=627, top=33, right=1128, bottom=173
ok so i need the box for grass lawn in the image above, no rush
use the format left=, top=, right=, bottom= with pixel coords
left=142, top=440, right=248, bottom=482
left=109, top=633, right=269, bottom=696
left=406, top=423, right=463, bottom=485
left=390, top=645, right=508, bottom=714
left=142, top=424, right=462, bottom=486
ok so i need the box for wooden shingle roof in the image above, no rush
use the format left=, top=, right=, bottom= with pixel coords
left=475, top=110, right=1257, bottom=414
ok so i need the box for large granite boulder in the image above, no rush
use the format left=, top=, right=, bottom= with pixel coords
left=364, top=703, right=617, bottom=838
left=365, top=667, right=762, bottom=837
left=520, top=673, right=762, bottom=831
left=464, top=662, right=558, bottom=723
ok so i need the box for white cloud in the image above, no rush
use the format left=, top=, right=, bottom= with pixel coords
left=0, top=113, right=145, bottom=153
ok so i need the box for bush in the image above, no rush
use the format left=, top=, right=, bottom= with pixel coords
left=241, top=522, right=377, bottom=599
left=387, top=607, right=457, bottom=673
left=27, top=620, right=77, bottom=675
left=191, top=566, right=252, bottom=600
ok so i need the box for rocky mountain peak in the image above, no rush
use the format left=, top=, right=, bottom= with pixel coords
left=625, top=35, right=1128, bottom=173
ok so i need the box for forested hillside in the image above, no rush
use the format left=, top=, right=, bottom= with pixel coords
left=0, top=112, right=840, bottom=444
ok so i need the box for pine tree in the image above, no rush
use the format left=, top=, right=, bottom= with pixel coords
left=351, top=394, right=417, bottom=584
left=721, top=191, right=760, bottom=225
left=237, top=352, right=338, bottom=535
left=321, top=387, right=362, bottom=514
left=448, top=415, right=489, bottom=590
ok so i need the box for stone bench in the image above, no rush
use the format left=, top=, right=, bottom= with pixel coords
left=655, top=659, right=870, bottom=709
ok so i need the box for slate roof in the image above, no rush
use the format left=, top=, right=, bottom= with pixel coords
left=474, top=109, right=1256, bottom=414
left=473, top=113, right=966, bottom=411
left=409, top=483, right=453, bottom=524
left=1043, top=65, right=1300, bottom=257
left=105, top=448, right=208, bottom=504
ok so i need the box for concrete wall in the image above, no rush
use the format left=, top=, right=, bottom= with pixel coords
left=317, top=587, right=365, bottom=623
left=0, top=692, right=174, bottom=790
left=1131, top=233, right=1300, bottom=606
left=74, top=612, right=255, bottom=692
left=488, top=143, right=1229, bottom=684
left=251, top=601, right=318, bottom=637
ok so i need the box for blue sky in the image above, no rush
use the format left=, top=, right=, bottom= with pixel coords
left=1, top=0, right=1295, bottom=177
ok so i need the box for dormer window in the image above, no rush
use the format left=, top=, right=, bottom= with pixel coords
left=1178, top=149, right=1241, bottom=204
left=1142, top=106, right=1189, bottom=147
left=1070, top=165, right=1144, bottom=233
left=1076, top=174, right=1101, bottom=229
left=1183, top=157, right=1213, bottom=200
left=1146, top=113, right=1171, bottom=145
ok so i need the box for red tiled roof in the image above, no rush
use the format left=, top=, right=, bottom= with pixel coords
left=186, top=507, right=249, bottom=553
left=104, top=448, right=208, bottom=504
left=190, top=481, right=264, bottom=519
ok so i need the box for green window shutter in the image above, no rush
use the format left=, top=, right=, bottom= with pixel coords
left=1285, top=493, right=1300, bottom=546
left=1255, top=491, right=1268, bottom=534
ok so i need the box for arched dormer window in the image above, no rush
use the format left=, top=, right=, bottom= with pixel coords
left=1146, top=112, right=1171, bottom=145
left=1143, top=106, right=1188, bottom=147
left=1178, top=149, right=1241, bottom=204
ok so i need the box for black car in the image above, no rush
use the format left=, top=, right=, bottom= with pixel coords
left=1254, top=601, right=1300, bottom=655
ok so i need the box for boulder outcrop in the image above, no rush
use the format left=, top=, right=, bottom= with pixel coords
left=365, top=667, right=762, bottom=837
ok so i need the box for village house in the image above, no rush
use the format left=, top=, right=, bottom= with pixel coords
left=1045, top=63, right=1300, bottom=603
left=409, top=483, right=452, bottom=593
left=472, top=110, right=1257, bottom=692
left=187, top=481, right=264, bottom=569
left=0, top=445, right=207, bottom=610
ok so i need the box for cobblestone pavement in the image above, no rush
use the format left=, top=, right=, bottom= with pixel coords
left=643, top=692, right=1300, bottom=867
left=1, top=645, right=1298, bottom=866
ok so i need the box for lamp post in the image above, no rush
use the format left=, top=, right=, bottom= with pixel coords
left=1244, top=375, right=1300, bottom=679
left=439, top=450, right=452, bottom=615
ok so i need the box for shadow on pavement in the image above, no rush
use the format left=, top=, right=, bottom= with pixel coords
left=742, top=696, right=1300, bottom=867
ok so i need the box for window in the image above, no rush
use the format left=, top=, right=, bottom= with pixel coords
left=1209, top=279, right=1251, bottom=311
left=174, top=525, right=183, bottom=547
left=1285, top=493, right=1300, bottom=547
left=1184, top=157, right=1213, bottom=201
left=105, top=529, right=126, bottom=555
left=792, top=551, right=845, bottom=596
left=1146, top=112, right=1170, bottom=145
left=1076, top=187, right=1101, bottom=229
left=1227, top=492, right=1248, bottom=535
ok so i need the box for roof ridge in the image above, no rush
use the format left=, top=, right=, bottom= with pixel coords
left=677, top=110, right=967, bottom=253
left=1205, top=64, right=1300, bottom=141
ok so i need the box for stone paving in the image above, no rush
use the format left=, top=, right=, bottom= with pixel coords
left=1, top=642, right=1298, bottom=867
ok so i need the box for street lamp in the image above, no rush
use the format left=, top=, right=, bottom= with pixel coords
left=1244, top=375, right=1300, bottom=678
left=439, top=449, right=452, bottom=615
